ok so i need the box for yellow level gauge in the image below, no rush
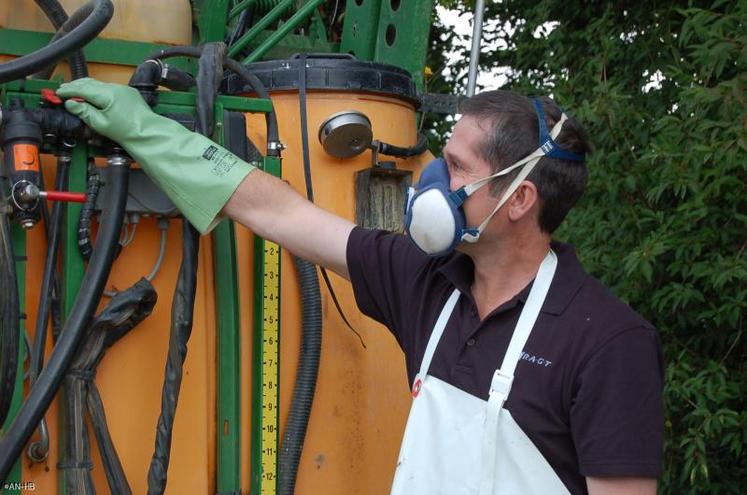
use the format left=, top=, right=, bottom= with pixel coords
left=259, top=240, right=280, bottom=494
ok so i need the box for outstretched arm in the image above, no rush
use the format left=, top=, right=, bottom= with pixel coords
left=223, top=169, right=354, bottom=279
left=57, top=78, right=354, bottom=279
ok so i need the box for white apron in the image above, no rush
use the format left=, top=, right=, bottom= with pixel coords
left=391, top=250, right=570, bottom=495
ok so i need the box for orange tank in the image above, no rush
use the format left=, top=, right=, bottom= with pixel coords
left=240, top=61, right=434, bottom=492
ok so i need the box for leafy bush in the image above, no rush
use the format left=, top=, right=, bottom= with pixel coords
left=433, top=1, right=746, bottom=492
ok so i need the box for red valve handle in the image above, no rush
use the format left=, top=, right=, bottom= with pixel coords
left=41, top=190, right=87, bottom=203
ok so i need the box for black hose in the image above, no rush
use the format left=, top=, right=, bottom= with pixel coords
left=195, top=43, right=226, bottom=137
left=145, top=43, right=223, bottom=494
left=0, top=208, right=20, bottom=429
left=32, top=0, right=89, bottom=80
left=0, top=157, right=130, bottom=483
left=32, top=0, right=68, bottom=30
left=224, top=57, right=281, bottom=156
left=60, top=370, right=95, bottom=494
left=298, top=54, right=313, bottom=202
left=278, top=257, right=322, bottom=495
left=0, top=0, right=112, bottom=83
left=30, top=154, right=70, bottom=382
left=277, top=53, right=323, bottom=495
left=377, top=133, right=429, bottom=158
left=23, top=154, right=70, bottom=462
left=87, top=386, right=128, bottom=494
left=77, top=165, right=100, bottom=260
left=64, top=278, right=156, bottom=495
left=146, top=45, right=281, bottom=157
left=129, top=60, right=196, bottom=99
left=146, top=220, right=198, bottom=495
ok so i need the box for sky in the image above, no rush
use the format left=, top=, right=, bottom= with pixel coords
left=436, top=5, right=507, bottom=92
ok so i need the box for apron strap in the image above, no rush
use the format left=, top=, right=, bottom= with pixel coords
left=480, top=249, right=558, bottom=495
left=412, top=288, right=460, bottom=397
left=499, top=250, right=558, bottom=376
left=487, top=249, right=558, bottom=407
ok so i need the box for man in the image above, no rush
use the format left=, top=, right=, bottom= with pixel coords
left=57, top=79, right=664, bottom=494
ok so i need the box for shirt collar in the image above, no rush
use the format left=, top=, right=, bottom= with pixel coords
left=437, top=240, right=587, bottom=316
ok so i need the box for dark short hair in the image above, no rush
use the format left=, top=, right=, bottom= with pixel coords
left=459, top=90, right=591, bottom=233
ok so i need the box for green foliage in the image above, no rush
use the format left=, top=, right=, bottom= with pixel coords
left=435, top=0, right=746, bottom=492
left=421, top=6, right=463, bottom=153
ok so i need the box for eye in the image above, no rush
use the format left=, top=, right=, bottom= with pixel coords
left=448, top=160, right=462, bottom=172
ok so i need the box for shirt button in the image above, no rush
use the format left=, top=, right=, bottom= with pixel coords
left=466, top=338, right=476, bottom=346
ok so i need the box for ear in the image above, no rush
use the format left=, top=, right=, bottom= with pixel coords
left=506, top=180, right=540, bottom=222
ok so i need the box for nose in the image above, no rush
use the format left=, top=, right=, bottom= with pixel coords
left=450, top=174, right=460, bottom=192
left=449, top=169, right=467, bottom=193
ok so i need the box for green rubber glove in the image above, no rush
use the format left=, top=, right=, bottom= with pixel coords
left=56, top=78, right=256, bottom=234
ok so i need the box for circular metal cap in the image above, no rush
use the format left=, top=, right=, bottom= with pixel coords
left=318, top=110, right=373, bottom=159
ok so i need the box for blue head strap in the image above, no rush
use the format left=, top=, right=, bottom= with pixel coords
left=532, top=98, right=585, bottom=162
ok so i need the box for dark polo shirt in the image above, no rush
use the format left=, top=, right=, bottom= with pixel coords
left=346, top=227, right=663, bottom=495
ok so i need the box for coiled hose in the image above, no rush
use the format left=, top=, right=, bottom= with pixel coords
left=277, top=53, right=324, bottom=495
left=0, top=0, right=112, bottom=83
left=32, top=0, right=88, bottom=79
left=0, top=157, right=130, bottom=484
left=278, top=257, right=322, bottom=495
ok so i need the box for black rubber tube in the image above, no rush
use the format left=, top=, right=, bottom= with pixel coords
left=68, top=278, right=155, bottom=495
left=30, top=156, right=70, bottom=383
left=377, top=133, right=429, bottom=158
left=278, top=257, right=322, bottom=495
left=0, top=0, right=112, bottom=83
left=32, top=0, right=89, bottom=80
left=146, top=46, right=281, bottom=156
left=146, top=220, right=198, bottom=495
left=145, top=44, right=219, bottom=494
left=0, top=210, right=20, bottom=429
left=0, top=159, right=130, bottom=483
left=76, top=167, right=100, bottom=261
left=60, top=371, right=95, bottom=494
left=277, top=53, right=323, bottom=495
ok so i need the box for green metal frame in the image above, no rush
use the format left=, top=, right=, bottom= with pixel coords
left=372, top=0, right=433, bottom=90
left=211, top=103, right=241, bottom=494
left=340, top=0, right=383, bottom=60
left=193, top=0, right=232, bottom=45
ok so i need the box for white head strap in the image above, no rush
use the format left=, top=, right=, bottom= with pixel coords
left=461, top=114, right=569, bottom=243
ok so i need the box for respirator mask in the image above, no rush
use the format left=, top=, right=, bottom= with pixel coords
left=404, top=99, right=585, bottom=257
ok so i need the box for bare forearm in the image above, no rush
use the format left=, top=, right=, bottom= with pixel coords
left=222, top=168, right=354, bottom=278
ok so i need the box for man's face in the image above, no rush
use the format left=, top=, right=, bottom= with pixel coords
left=442, top=115, right=504, bottom=239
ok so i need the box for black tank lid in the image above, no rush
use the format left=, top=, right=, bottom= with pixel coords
left=222, top=54, right=420, bottom=107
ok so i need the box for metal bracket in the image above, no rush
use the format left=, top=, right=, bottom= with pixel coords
left=420, top=93, right=465, bottom=114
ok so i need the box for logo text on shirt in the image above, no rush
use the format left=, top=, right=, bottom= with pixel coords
left=520, top=351, right=552, bottom=368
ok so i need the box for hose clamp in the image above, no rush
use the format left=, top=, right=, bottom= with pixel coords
left=145, top=58, right=167, bottom=80
left=107, top=154, right=132, bottom=167
left=267, top=141, right=285, bottom=152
